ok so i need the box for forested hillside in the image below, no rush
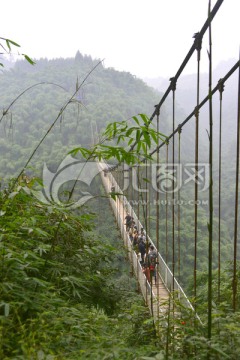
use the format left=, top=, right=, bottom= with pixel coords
left=0, top=52, right=165, bottom=179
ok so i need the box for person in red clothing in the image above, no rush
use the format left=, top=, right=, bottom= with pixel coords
left=142, top=263, right=150, bottom=283
left=146, top=245, right=158, bottom=285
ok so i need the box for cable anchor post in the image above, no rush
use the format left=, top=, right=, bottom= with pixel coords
left=194, top=106, right=200, bottom=119
left=193, top=32, right=202, bottom=61
left=169, top=77, right=177, bottom=92
left=218, top=78, right=225, bottom=101
left=177, top=124, right=182, bottom=134
left=154, top=104, right=160, bottom=117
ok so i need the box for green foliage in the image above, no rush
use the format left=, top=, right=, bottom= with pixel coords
left=69, top=113, right=167, bottom=166
left=0, top=37, right=35, bottom=67
left=0, top=183, right=111, bottom=356
left=0, top=54, right=163, bottom=180
left=0, top=179, right=162, bottom=359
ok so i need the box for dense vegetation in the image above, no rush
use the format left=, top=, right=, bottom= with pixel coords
left=0, top=52, right=168, bottom=359
left=0, top=52, right=164, bottom=179
left=0, top=51, right=240, bottom=359
left=0, top=178, right=162, bottom=359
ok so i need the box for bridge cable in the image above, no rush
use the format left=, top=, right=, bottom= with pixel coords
left=127, top=167, right=135, bottom=277
left=155, top=105, right=161, bottom=332
left=165, top=140, right=169, bottom=265
left=149, top=0, right=223, bottom=123
left=207, top=0, right=214, bottom=341
left=177, top=125, right=182, bottom=282
left=194, top=32, right=202, bottom=309
left=217, top=78, right=224, bottom=303
left=170, top=78, right=176, bottom=297
left=127, top=61, right=240, bottom=178
left=147, top=160, right=151, bottom=241
left=136, top=162, right=152, bottom=311
left=106, top=0, right=224, bottom=174
left=149, top=60, right=240, bottom=160
left=146, top=158, right=155, bottom=318
left=233, top=57, right=240, bottom=311
left=137, top=164, right=140, bottom=220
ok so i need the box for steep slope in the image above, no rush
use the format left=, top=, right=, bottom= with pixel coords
left=0, top=52, right=164, bottom=179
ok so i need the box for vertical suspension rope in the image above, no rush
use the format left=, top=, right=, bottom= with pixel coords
left=140, top=159, right=150, bottom=309
left=165, top=140, right=169, bottom=264
left=136, top=163, right=147, bottom=302
left=115, top=169, right=118, bottom=228
left=119, top=169, right=122, bottom=230
left=137, top=164, right=146, bottom=231
left=137, top=164, right=140, bottom=220
left=155, top=105, right=160, bottom=329
left=193, top=32, right=202, bottom=304
left=177, top=126, right=182, bottom=280
left=129, top=167, right=133, bottom=221
left=146, top=159, right=154, bottom=317
left=131, top=166, right=134, bottom=215
left=145, top=159, right=148, bottom=243
left=170, top=77, right=177, bottom=343
left=126, top=166, right=134, bottom=277
left=233, top=58, right=240, bottom=312
left=147, top=160, right=151, bottom=240
left=170, top=77, right=176, bottom=291
left=207, top=0, right=213, bottom=342
left=122, top=167, right=125, bottom=238
left=218, top=79, right=224, bottom=302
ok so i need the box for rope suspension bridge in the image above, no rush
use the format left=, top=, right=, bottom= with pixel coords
left=98, top=161, right=201, bottom=323
left=95, top=0, right=239, bottom=341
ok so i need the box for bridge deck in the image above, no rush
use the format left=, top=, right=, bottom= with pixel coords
left=117, top=190, right=170, bottom=302
left=98, top=163, right=169, bottom=318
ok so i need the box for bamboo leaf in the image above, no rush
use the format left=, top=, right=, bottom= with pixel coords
left=35, top=227, right=49, bottom=237
left=141, top=141, right=147, bottom=154
left=136, top=129, right=141, bottom=142
left=6, top=39, right=12, bottom=51
left=132, top=115, right=139, bottom=125
left=6, top=39, right=20, bottom=47
left=22, top=54, right=36, bottom=65
left=143, top=130, right=151, bottom=148
left=139, top=113, right=150, bottom=125
left=128, top=137, right=134, bottom=146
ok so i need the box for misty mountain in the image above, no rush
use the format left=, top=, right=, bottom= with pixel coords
left=143, top=58, right=238, bottom=129
left=0, top=52, right=168, bottom=179
left=143, top=58, right=239, bottom=163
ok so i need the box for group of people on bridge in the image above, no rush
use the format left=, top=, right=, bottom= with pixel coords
left=124, top=213, right=158, bottom=286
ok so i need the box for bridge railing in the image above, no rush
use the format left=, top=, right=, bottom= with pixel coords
left=98, top=161, right=197, bottom=317
left=98, top=162, right=161, bottom=317
left=122, top=191, right=195, bottom=312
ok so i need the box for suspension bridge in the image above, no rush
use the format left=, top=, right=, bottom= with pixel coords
left=98, top=161, right=199, bottom=323
left=96, top=0, right=239, bottom=338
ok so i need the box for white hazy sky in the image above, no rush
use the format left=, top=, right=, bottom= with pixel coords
left=1, top=0, right=239, bottom=78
